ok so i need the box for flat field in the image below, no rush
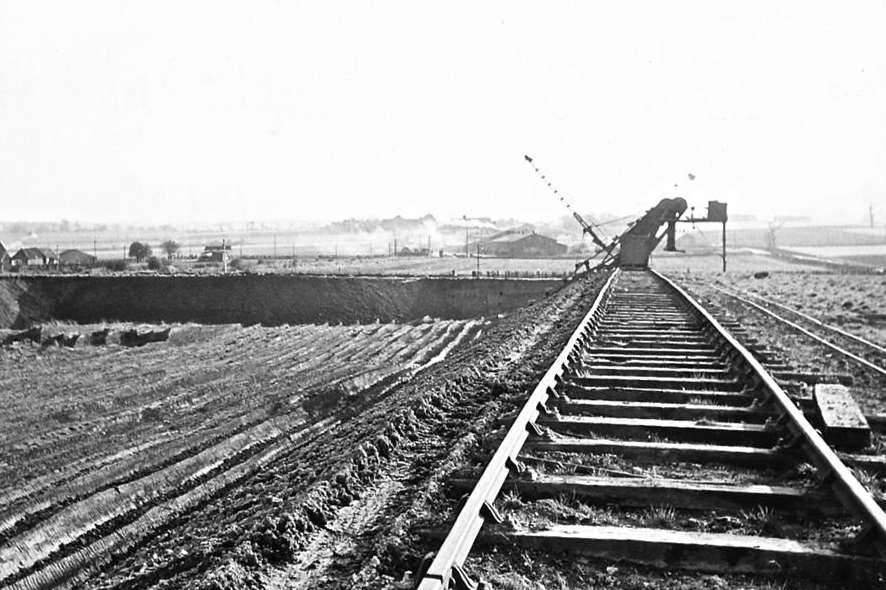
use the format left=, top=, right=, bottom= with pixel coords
left=718, top=271, right=886, bottom=332
left=208, top=250, right=819, bottom=278
left=649, top=251, right=822, bottom=273
left=784, top=245, right=886, bottom=268
left=275, top=255, right=578, bottom=276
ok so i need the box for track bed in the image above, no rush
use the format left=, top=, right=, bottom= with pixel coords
left=415, top=270, right=886, bottom=589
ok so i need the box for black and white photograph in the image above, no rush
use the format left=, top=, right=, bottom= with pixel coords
left=2, top=2, right=886, bottom=588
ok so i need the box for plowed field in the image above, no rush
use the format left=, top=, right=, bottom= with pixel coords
left=0, top=318, right=481, bottom=589
left=0, top=274, right=602, bottom=589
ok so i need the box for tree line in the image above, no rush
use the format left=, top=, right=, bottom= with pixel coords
left=128, top=240, right=180, bottom=262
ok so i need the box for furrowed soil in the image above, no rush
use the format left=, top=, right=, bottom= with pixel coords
left=0, top=317, right=482, bottom=589
left=0, top=272, right=609, bottom=589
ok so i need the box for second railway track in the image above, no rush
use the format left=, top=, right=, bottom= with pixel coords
left=711, top=282, right=886, bottom=379
left=416, top=268, right=886, bottom=589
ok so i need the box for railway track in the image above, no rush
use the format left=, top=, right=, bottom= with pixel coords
left=416, top=269, right=886, bottom=589
left=711, top=283, right=886, bottom=378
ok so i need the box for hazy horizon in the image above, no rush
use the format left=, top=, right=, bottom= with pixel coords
left=0, top=209, right=868, bottom=233
left=2, top=2, right=884, bottom=226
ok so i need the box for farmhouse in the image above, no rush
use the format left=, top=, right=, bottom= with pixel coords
left=11, top=247, right=57, bottom=267
left=476, top=228, right=567, bottom=258
left=198, top=242, right=231, bottom=263
left=59, top=249, right=97, bottom=267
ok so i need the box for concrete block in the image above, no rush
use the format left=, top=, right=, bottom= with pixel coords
left=814, top=383, right=870, bottom=451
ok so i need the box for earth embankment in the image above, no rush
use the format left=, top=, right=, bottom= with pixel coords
left=0, top=275, right=564, bottom=328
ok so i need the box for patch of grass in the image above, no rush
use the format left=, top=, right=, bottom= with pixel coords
left=501, top=488, right=523, bottom=510
left=644, top=432, right=667, bottom=443
left=789, top=462, right=818, bottom=481
left=851, top=466, right=883, bottom=496
left=740, top=505, right=782, bottom=536
left=555, top=491, right=579, bottom=510
left=688, top=396, right=720, bottom=406
left=866, top=434, right=886, bottom=455
left=641, top=505, right=677, bottom=527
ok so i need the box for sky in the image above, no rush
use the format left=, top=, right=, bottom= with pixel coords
left=1, top=1, right=884, bottom=226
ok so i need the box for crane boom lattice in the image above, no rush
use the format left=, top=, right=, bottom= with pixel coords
left=523, top=155, right=610, bottom=252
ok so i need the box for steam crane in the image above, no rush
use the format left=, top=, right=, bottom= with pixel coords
left=523, top=155, right=728, bottom=273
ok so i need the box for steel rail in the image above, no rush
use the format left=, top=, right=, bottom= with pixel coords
left=655, top=270, right=886, bottom=552
left=717, top=283, right=886, bottom=356
left=415, top=268, right=620, bottom=590
left=711, top=284, right=886, bottom=378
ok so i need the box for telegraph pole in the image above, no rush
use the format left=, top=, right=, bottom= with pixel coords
left=464, top=216, right=469, bottom=258
left=722, top=221, right=727, bottom=273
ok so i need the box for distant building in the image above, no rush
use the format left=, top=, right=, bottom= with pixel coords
left=398, top=246, right=432, bottom=257
left=59, top=249, right=97, bottom=267
left=11, top=247, right=57, bottom=267
left=198, top=242, right=232, bottom=263
left=473, top=228, right=568, bottom=258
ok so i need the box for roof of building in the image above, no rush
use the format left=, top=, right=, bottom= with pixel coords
left=15, top=247, right=46, bottom=259
left=13, top=247, right=58, bottom=260
left=486, top=228, right=559, bottom=243
left=59, top=249, right=97, bottom=263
